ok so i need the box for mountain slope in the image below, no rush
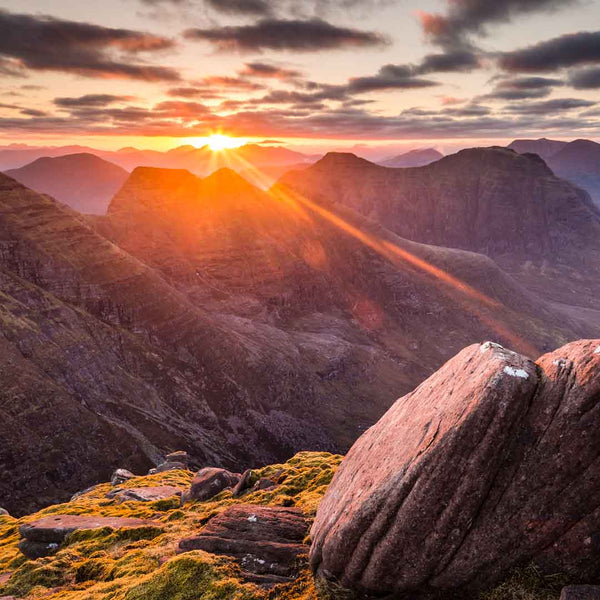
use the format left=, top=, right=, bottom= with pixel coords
left=380, top=148, right=443, bottom=168
left=507, top=138, right=567, bottom=159
left=276, top=147, right=600, bottom=311
left=5, top=153, right=129, bottom=215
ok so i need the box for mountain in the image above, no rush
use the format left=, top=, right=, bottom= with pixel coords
left=546, top=139, right=600, bottom=210
left=0, top=164, right=595, bottom=516
left=0, top=143, right=318, bottom=178
left=508, top=138, right=600, bottom=210
left=380, top=148, right=443, bottom=168
left=276, top=147, right=600, bottom=312
left=507, top=138, right=567, bottom=159
left=5, top=153, right=129, bottom=214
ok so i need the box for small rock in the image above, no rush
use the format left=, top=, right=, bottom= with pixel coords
left=0, top=508, right=9, bottom=517
left=111, top=469, right=135, bottom=486
left=165, top=451, right=189, bottom=465
left=109, top=486, right=183, bottom=503
left=252, top=478, right=277, bottom=492
left=177, top=505, right=308, bottom=585
left=232, top=469, right=255, bottom=497
left=561, top=586, right=600, bottom=600
left=151, top=461, right=187, bottom=474
left=70, top=485, right=97, bottom=501
left=188, top=467, right=241, bottom=502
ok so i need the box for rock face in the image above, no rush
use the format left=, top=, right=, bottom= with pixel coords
left=189, top=468, right=241, bottom=502
left=310, top=339, right=600, bottom=597
left=561, top=586, right=600, bottom=600
left=178, top=505, right=308, bottom=585
left=5, top=153, right=129, bottom=215
left=18, top=515, right=158, bottom=559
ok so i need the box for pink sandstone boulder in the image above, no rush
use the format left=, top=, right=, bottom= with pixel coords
left=310, top=340, right=600, bottom=597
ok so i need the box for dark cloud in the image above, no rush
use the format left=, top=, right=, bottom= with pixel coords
left=483, top=76, right=563, bottom=100
left=204, top=0, right=271, bottom=15
left=416, top=50, right=481, bottom=74
left=419, top=0, right=577, bottom=49
left=54, top=94, right=135, bottom=108
left=569, top=67, right=600, bottom=89
left=183, top=18, right=387, bottom=52
left=0, top=9, right=180, bottom=81
left=502, top=97, right=596, bottom=114
left=347, top=64, right=438, bottom=93
left=240, top=62, right=303, bottom=80
left=500, top=31, right=600, bottom=72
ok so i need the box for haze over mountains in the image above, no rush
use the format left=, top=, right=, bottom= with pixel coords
left=1, top=141, right=600, bottom=515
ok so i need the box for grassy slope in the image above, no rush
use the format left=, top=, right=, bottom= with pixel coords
left=0, top=452, right=568, bottom=600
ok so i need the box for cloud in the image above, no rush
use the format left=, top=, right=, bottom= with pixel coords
left=347, top=64, right=438, bottom=93
left=502, top=97, right=595, bottom=114
left=483, top=76, right=563, bottom=100
left=183, top=18, right=387, bottom=52
left=240, top=62, right=303, bottom=80
left=204, top=0, right=271, bottom=15
left=0, top=9, right=180, bottom=81
left=418, top=0, right=577, bottom=49
left=500, top=31, right=600, bottom=72
left=166, top=87, right=223, bottom=99
left=569, top=67, right=600, bottom=89
left=54, top=94, right=135, bottom=108
left=416, top=50, right=481, bottom=74
left=193, top=76, right=264, bottom=90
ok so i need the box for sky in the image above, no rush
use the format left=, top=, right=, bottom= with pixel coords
left=0, top=0, right=599, bottom=154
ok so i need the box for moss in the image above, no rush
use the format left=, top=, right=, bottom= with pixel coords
left=0, top=452, right=340, bottom=600
left=122, top=554, right=261, bottom=600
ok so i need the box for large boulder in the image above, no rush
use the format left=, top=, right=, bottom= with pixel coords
left=310, top=340, right=600, bottom=597
left=178, top=505, right=308, bottom=585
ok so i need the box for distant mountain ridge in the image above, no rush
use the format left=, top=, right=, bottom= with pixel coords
left=380, top=148, right=443, bottom=168
left=508, top=137, right=600, bottom=209
left=5, top=153, right=128, bottom=214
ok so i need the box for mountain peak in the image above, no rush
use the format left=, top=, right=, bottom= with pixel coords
left=201, top=167, right=261, bottom=195
left=315, top=152, right=376, bottom=170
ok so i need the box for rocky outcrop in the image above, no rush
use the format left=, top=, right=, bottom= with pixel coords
left=178, top=505, right=308, bottom=585
left=310, top=339, right=600, bottom=597
left=188, top=468, right=241, bottom=502
left=18, top=515, right=159, bottom=559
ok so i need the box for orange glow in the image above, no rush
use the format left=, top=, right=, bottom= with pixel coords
left=190, top=134, right=249, bottom=152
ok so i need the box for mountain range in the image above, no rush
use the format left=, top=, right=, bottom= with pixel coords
left=508, top=138, right=600, bottom=209
left=1, top=144, right=599, bottom=516
left=379, top=148, right=444, bottom=168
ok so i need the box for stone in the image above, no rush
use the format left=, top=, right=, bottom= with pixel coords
left=165, top=451, right=189, bottom=465
left=310, top=340, right=600, bottom=597
left=0, top=508, right=9, bottom=516
left=232, top=469, right=255, bottom=498
left=152, top=461, right=188, bottom=474
left=177, top=505, right=308, bottom=585
left=111, top=469, right=135, bottom=486
left=70, top=485, right=98, bottom=501
left=252, top=478, right=277, bottom=492
left=188, top=467, right=241, bottom=502
left=561, top=586, right=600, bottom=600
left=109, top=486, right=183, bottom=503
left=18, top=515, right=159, bottom=559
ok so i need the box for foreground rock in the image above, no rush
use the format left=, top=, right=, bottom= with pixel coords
left=0, top=509, right=9, bottom=517
left=110, top=469, right=134, bottom=486
left=18, top=515, right=159, bottom=559
left=178, top=505, right=308, bottom=585
left=311, top=340, right=600, bottom=597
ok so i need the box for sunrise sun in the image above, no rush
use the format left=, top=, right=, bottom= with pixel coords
left=205, top=134, right=247, bottom=152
